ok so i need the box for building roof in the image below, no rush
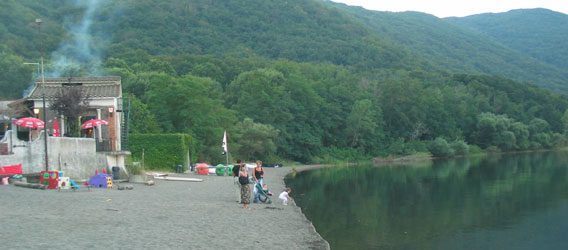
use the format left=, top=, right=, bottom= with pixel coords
left=0, top=100, right=12, bottom=111
left=0, top=100, right=22, bottom=121
left=27, top=76, right=122, bottom=99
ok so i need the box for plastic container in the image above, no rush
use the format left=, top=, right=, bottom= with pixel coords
left=196, top=163, right=209, bottom=175
left=215, top=164, right=225, bottom=176
left=112, top=166, right=120, bottom=180
left=227, top=165, right=234, bottom=176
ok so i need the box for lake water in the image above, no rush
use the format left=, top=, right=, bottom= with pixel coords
left=285, top=152, right=568, bottom=250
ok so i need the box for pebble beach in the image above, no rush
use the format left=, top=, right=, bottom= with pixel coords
left=0, top=166, right=329, bottom=249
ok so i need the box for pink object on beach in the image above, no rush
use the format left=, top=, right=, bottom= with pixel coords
left=2, top=177, right=9, bottom=185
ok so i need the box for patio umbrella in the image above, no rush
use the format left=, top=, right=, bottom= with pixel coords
left=52, top=118, right=60, bottom=137
left=81, top=119, right=109, bottom=129
left=13, top=117, right=45, bottom=129
left=13, top=117, right=45, bottom=141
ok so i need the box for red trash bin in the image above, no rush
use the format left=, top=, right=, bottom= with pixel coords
left=196, top=163, right=209, bottom=175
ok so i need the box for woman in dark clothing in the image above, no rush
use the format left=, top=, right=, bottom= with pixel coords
left=253, top=160, right=265, bottom=202
left=239, top=164, right=251, bottom=210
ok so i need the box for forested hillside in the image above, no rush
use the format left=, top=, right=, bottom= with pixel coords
left=446, top=8, right=568, bottom=71
left=327, top=2, right=568, bottom=92
left=2, top=0, right=568, bottom=164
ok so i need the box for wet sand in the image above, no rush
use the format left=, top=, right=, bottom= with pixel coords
left=0, top=166, right=329, bottom=249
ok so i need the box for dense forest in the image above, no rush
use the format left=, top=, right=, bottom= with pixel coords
left=1, top=0, right=568, bottom=164
left=446, top=8, right=568, bottom=71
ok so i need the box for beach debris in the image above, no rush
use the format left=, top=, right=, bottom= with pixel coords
left=264, top=206, right=284, bottom=210
left=146, top=180, right=155, bottom=186
left=14, top=182, right=46, bottom=190
left=147, top=172, right=168, bottom=177
left=153, top=176, right=203, bottom=182
left=117, top=184, right=134, bottom=190
left=105, top=208, right=122, bottom=213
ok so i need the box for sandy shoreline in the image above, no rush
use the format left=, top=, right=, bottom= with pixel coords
left=0, top=166, right=329, bottom=249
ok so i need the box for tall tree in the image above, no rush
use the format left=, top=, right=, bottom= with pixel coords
left=49, top=87, right=90, bottom=136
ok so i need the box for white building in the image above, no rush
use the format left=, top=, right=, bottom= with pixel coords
left=0, top=76, right=130, bottom=180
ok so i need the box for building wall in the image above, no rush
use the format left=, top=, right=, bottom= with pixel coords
left=0, top=129, right=123, bottom=181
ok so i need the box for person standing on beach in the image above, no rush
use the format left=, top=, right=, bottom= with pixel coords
left=232, top=160, right=242, bottom=203
left=239, top=163, right=251, bottom=210
left=252, top=160, right=265, bottom=203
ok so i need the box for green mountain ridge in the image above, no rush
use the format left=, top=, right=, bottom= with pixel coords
left=2, top=0, right=567, bottom=92
left=326, top=2, right=568, bottom=92
left=446, top=8, right=568, bottom=71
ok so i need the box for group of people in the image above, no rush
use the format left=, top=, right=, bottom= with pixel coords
left=233, top=159, right=293, bottom=210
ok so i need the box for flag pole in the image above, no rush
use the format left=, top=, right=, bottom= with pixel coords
left=223, top=130, right=229, bottom=166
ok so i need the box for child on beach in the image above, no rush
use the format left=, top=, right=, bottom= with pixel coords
left=278, top=188, right=293, bottom=205
left=262, top=184, right=273, bottom=196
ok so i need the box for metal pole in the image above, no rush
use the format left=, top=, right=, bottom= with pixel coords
left=43, top=95, right=48, bottom=171
left=36, top=18, right=48, bottom=171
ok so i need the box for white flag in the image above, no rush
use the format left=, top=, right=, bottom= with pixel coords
left=222, top=130, right=228, bottom=153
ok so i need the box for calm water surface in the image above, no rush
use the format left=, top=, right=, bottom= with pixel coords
left=286, top=152, right=568, bottom=250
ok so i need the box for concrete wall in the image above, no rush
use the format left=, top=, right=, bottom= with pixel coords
left=0, top=129, right=121, bottom=181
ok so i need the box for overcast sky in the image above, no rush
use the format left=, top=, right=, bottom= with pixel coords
left=330, top=0, right=568, bottom=18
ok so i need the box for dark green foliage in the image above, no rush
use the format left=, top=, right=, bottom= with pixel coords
left=0, top=46, right=35, bottom=99
left=428, top=137, right=453, bottom=157
left=447, top=9, right=568, bottom=71
left=2, top=1, right=568, bottom=163
left=450, top=140, right=469, bottom=155
left=128, top=95, right=161, bottom=134
left=330, top=3, right=568, bottom=92
left=129, top=133, right=195, bottom=171
left=4, top=0, right=568, bottom=91
left=232, top=118, right=279, bottom=161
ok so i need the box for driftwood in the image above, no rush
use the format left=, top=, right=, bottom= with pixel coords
left=153, top=176, right=203, bottom=182
left=116, top=184, right=134, bottom=190
left=14, top=182, right=46, bottom=190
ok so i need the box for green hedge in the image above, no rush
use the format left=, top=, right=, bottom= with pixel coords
left=129, top=133, right=196, bottom=171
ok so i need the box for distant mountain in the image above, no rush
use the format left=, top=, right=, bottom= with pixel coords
left=325, top=2, right=568, bottom=92
left=446, top=8, right=568, bottom=71
left=1, top=0, right=568, bottom=92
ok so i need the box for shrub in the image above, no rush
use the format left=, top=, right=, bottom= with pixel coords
left=450, top=140, right=469, bottom=155
left=467, top=145, right=484, bottom=154
left=428, top=137, right=454, bottom=157
left=485, top=146, right=501, bottom=153
left=129, top=133, right=195, bottom=171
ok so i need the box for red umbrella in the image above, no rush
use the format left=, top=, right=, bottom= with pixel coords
left=13, top=117, right=45, bottom=129
left=81, top=119, right=109, bottom=129
left=52, top=118, right=60, bottom=137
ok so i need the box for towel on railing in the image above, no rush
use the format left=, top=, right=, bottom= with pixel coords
left=0, top=164, right=22, bottom=175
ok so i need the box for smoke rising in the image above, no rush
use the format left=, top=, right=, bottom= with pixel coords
left=48, top=0, right=105, bottom=77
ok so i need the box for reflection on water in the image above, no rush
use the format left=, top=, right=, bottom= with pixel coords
left=286, top=152, right=568, bottom=250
